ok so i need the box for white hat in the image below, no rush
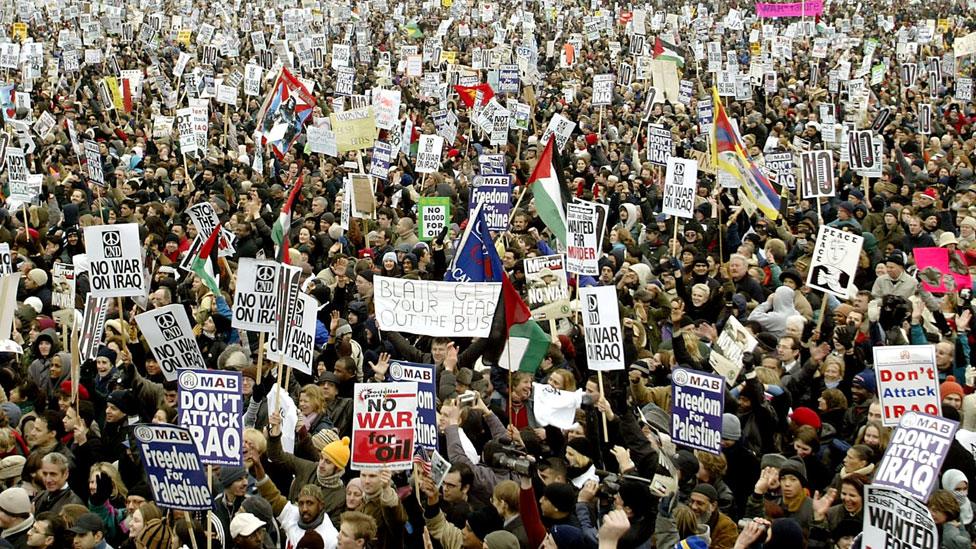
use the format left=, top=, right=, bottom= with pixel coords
left=23, top=297, right=42, bottom=314
left=230, top=513, right=265, bottom=539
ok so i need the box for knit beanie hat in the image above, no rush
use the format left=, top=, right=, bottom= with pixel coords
left=543, top=482, right=577, bottom=514
left=137, top=519, right=174, bottom=549
left=322, top=436, right=351, bottom=469
left=311, top=429, right=339, bottom=453
left=941, top=376, right=965, bottom=401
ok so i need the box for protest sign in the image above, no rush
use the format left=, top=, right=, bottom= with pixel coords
left=709, top=316, right=757, bottom=384
left=186, top=203, right=235, bottom=258
left=662, top=157, right=698, bottom=218
left=374, top=277, right=500, bottom=337
left=533, top=383, right=584, bottom=429
left=799, top=150, right=835, bottom=198
left=330, top=107, right=376, bottom=153
left=134, top=424, right=212, bottom=510
left=78, top=295, right=108, bottom=362
left=874, top=345, right=940, bottom=427
left=416, top=134, right=444, bottom=173
left=352, top=382, right=418, bottom=471
left=469, top=175, right=511, bottom=232
left=374, top=89, right=401, bottom=130
left=764, top=152, right=796, bottom=190
left=874, top=412, right=958, bottom=501
left=540, top=113, right=575, bottom=153
left=592, top=74, right=614, bottom=106
left=671, top=368, right=725, bottom=454
left=913, top=247, right=973, bottom=294
left=178, top=370, right=243, bottom=467
left=847, top=130, right=877, bottom=171
left=754, top=0, right=824, bottom=17
left=370, top=141, right=393, bottom=180
left=232, top=258, right=278, bottom=332
left=919, top=103, right=932, bottom=135
left=135, top=305, right=206, bottom=381
left=579, top=285, right=624, bottom=370
left=418, top=197, right=451, bottom=241
left=5, top=147, right=26, bottom=193
left=524, top=255, right=571, bottom=321
left=646, top=126, right=673, bottom=166
left=863, top=486, right=938, bottom=549
left=266, top=292, right=317, bottom=375
left=388, top=361, right=437, bottom=453
left=0, top=244, right=10, bottom=275
left=566, top=199, right=608, bottom=276
left=176, top=109, right=197, bottom=155
left=84, top=224, right=146, bottom=298
left=806, top=226, right=864, bottom=299
left=51, top=263, right=75, bottom=310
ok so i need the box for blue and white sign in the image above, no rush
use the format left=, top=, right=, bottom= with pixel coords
left=389, top=361, right=437, bottom=453
left=469, top=175, right=512, bottom=232
left=671, top=368, right=725, bottom=454
left=135, top=424, right=212, bottom=510
left=178, top=370, right=243, bottom=467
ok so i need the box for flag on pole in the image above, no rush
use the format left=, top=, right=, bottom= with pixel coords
left=191, top=224, right=222, bottom=296
left=711, top=87, right=781, bottom=220
left=526, top=139, right=570, bottom=247
left=271, top=176, right=304, bottom=264
left=255, top=68, right=316, bottom=159
left=653, top=37, right=686, bottom=68
left=498, top=320, right=549, bottom=373
left=454, top=84, right=495, bottom=109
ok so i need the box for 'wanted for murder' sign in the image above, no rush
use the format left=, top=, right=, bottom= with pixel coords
left=566, top=199, right=608, bottom=276
left=134, top=424, right=211, bottom=511
left=671, top=368, right=725, bottom=454
left=178, top=370, right=243, bottom=467
left=863, top=486, right=938, bottom=549
left=232, top=258, right=278, bottom=332
left=662, top=157, right=698, bottom=219
left=352, top=382, right=418, bottom=471
left=579, top=285, right=624, bottom=370
left=874, top=345, right=941, bottom=427
left=84, top=224, right=146, bottom=298
left=874, top=412, right=958, bottom=501
left=135, top=304, right=206, bottom=381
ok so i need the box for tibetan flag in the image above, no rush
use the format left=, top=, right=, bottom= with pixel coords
left=271, top=175, right=303, bottom=264
left=191, top=224, right=221, bottom=296
left=454, top=83, right=495, bottom=109
left=653, top=37, right=686, bottom=68
left=526, top=139, right=569, bottom=246
left=121, top=79, right=133, bottom=113
left=711, top=87, right=780, bottom=220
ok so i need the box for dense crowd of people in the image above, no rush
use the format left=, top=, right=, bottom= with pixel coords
left=0, top=0, right=973, bottom=548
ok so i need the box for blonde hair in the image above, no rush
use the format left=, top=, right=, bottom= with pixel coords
left=550, top=368, right=577, bottom=391
left=90, top=462, right=127, bottom=498
left=299, top=384, right=327, bottom=414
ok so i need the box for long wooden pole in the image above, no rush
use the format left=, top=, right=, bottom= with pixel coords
left=256, top=332, right=266, bottom=380
left=597, top=371, right=608, bottom=443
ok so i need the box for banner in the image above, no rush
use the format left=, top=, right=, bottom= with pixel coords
left=178, top=370, right=243, bottom=467
left=186, top=203, right=235, bottom=258
left=84, top=224, right=146, bottom=298
left=84, top=141, right=104, bottom=186
left=863, top=486, right=938, bottom=549
left=755, top=0, right=824, bottom=18
left=388, top=361, right=437, bottom=453
left=135, top=305, right=206, bottom=381
left=134, top=424, right=212, bottom=510
left=646, top=126, right=673, bottom=166
left=874, top=345, right=940, bottom=426
left=256, top=68, right=316, bottom=159
left=374, top=277, right=500, bottom=337
left=524, top=254, right=571, bottom=321
left=266, top=292, right=317, bottom=375
left=418, top=197, right=451, bottom=241
left=579, top=285, right=624, bottom=370
left=874, top=412, right=958, bottom=501
left=51, top=263, right=75, bottom=310
left=352, top=382, right=417, bottom=471
left=329, top=107, right=376, bottom=153
left=78, top=295, right=108, bottom=362
left=232, top=258, right=278, bottom=331
left=914, top=247, right=973, bottom=294
left=671, top=368, right=725, bottom=454
left=566, top=199, right=608, bottom=276
left=806, top=226, right=863, bottom=299
left=662, top=157, right=698, bottom=218
left=469, top=176, right=512, bottom=232
left=374, top=89, right=401, bottom=130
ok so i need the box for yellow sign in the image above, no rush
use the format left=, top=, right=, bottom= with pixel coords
left=440, top=51, right=457, bottom=65
left=104, top=77, right=124, bottom=111
left=11, top=23, right=27, bottom=42
left=177, top=30, right=192, bottom=46
left=750, top=42, right=761, bottom=56
left=938, top=19, right=950, bottom=33
left=441, top=0, right=452, bottom=7
left=330, top=107, right=377, bottom=153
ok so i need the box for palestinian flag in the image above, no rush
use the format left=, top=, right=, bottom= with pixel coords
left=653, top=37, right=686, bottom=68
left=499, top=320, right=550, bottom=373
left=526, top=139, right=569, bottom=247
left=271, top=175, right=303, bottom=264
left=191, top=224, right=221, bottom=296
left=454, top=83, right=495, bottom=109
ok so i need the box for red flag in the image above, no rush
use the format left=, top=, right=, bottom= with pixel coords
left=122, top=79, right=132, bottom=113
left=502, top=276, right=530, bottom=333
left=453, top=83, right=495, bottom=109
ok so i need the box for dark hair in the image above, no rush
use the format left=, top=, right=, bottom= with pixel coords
left=38, top=410, right=66, bottom=440
left=34, top=512, right=67, bottom=547
left=449, top=463, right=474, bottom=489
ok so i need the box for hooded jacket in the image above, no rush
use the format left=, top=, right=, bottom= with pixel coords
left=747, top=286, right=800, bottom=338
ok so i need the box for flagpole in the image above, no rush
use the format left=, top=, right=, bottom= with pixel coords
left=206, top=466, right=213, bottom=549
left=256, top=332, right=266, bottom=381
left=273, top=356, right=286, bottom=417
left=597, top=371, right=608, bottom=443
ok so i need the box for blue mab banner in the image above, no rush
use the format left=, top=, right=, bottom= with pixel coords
left=135, top=424, right=212, bottom=510
left=874, top=412, right=958, bottom=501
left=178, top=369, right=244, bottom=467
left=469, top=175, right=512, bottom=232
left=671, top=368, right=725, bottom=454
left=389, top=360, right=437, bottom=453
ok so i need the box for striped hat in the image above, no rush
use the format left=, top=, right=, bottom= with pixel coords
left=137, top=519, right=174, bottom=549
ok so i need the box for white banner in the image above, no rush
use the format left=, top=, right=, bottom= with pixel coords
left=374, top=277, right=500, bottom=337
left=232, top=258, right=279, bottom=332
left=135, top=304, right=206, bottom=381
left=415, top=134, right=444, bottom=173
left=806, top=225, right=864, bottom=299
left=874, top=345, right=940, bottom=426
left=265, top=292, right=316, bottom=375
left=579, top=285, right=624, bottom=370
left=84, top=224, right=146, bottom=298
left=662, top=157, right=698, bottom=219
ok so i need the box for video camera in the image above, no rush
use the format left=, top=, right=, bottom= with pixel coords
left=489, top=440, right=537, bottom=476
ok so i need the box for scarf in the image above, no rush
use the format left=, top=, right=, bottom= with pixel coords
left=840, top=463, right=875, bottom=479
left=297, top=510, right=325, bottom=532
left=316, top=469, right=343, bottom=490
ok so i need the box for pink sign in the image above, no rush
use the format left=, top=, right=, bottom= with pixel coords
left=755, top=0, right=824, bottom=18
left=914, top=247, right=973, bottom=294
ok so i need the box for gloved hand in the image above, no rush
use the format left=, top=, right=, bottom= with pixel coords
left=90, top=472, right=113, bottom=506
